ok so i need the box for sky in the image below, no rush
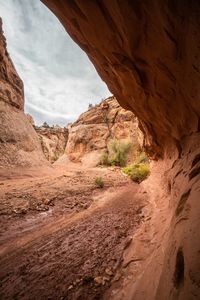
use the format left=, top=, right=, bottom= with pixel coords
left=0, top=0, right=111, bottom=126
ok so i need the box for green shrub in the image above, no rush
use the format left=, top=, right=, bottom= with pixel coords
left=99, top=139, right=131, bottom=167
left=95, top=176, right=104, bottom=188
left=108, top=139, right=131, bottom=167
left=99, top=152, right=110, bottom=166
left=123, top=163, right=150, bottom=183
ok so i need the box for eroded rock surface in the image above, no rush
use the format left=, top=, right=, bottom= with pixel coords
left=66, top=96, right=142, bottom=164
left=35, top=125, right=68, bottom=163
left=0, top=19, right=47, bottom=168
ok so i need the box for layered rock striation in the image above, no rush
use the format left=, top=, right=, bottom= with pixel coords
left=66, top=96, right=142, bottom=164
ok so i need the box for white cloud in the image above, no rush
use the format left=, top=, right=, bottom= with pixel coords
left=0, top=0, right=111, bottom=125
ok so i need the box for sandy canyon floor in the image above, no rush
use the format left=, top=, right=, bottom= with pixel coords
left=0, top=160, right=157, bottom=300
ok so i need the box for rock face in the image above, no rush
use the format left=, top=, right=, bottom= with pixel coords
left=41, top=2, right=200, bottom=299
left=26, top=113, right=35, bottom=126
left=0, top=19, right=47, bottom=168
left=66, top=96, right=142, bottom=164
left=0, top=19, right=24, bottom=110
left=35, top=125, right=68, bottom=163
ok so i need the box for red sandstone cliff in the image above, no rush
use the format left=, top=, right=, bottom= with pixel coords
left=0, top=19, right=47, bottom=168
left=66, top=96, right=142, bottom=165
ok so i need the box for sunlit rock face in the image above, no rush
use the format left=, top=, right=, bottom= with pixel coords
left=66, top=96, right=142, bottom=165
left=42, top=1, right=200, bottom=300
left=42, top=0, right=200, bottom=158
left=0, top=19, right=47, bottom=168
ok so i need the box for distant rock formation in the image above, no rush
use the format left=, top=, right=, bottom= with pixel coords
left=27, top=97, right=141, bottom=165
left=0, top=18, right=47, bottom=168
left=34, top=124, right=68, bottom=163
left=66, top=96, right=143, bottom=165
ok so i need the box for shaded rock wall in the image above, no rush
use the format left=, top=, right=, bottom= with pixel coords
left=0, top=19, right=47, bottom=168
left=35, top=125, right=68, bottom=163
left=42, top=2, right=200, bottom=299
left=154, top=133, right=200, bottom=300
left=66, top=96, right=142, bottom=164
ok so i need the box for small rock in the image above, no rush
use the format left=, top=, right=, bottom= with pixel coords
left=44, top=198, right=51, bottom=205
left=36, top=205, right=49, bottom=211
left=68, top=285, right=73, bottom=291
left=113, top=272, right=121, bottom=282
left=75, top=279, right=81, bottom=284
left=13, top=208, right=21, bottom=214
left=94, top=276, right=109, bottom=285
left=105, top=268, right=113, bottom=276
left=123, top=236, right=133, bottom=250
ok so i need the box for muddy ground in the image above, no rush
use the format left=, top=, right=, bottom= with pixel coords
left=0, top=163, right=148, bottom=300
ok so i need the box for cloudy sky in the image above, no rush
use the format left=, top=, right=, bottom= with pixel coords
left=0, top=0, right=111, bottom=126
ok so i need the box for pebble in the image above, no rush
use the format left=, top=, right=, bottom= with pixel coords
left=68, top=285, right=73, bottom=290
left=94, top=276, right=109, bottom=285
left=105, top=268, right=113, bottom=276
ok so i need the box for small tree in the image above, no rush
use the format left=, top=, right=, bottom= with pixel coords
left=42, top=121, right=50, bottom=128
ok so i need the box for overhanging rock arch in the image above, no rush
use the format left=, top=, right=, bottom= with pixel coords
left=42, top=0, right=200, bottom=158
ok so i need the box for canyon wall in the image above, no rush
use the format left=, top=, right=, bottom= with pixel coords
left=35, top=125, right=68, bottom=163
left=42, top=1, right=200, bottom=299
left=0, top=19, right=47, bottom=168
left=66, top=96, right=142, bottom=164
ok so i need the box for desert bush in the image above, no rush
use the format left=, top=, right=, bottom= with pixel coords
left=99, top=152, right=110, bottom=166
left=95, top=176, right=104, bottom=188
left=99, top=139, right=131, bottom=167
left=108, top=139, right=131, bottom=167
left=123, top=163, right=150, bottom=183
